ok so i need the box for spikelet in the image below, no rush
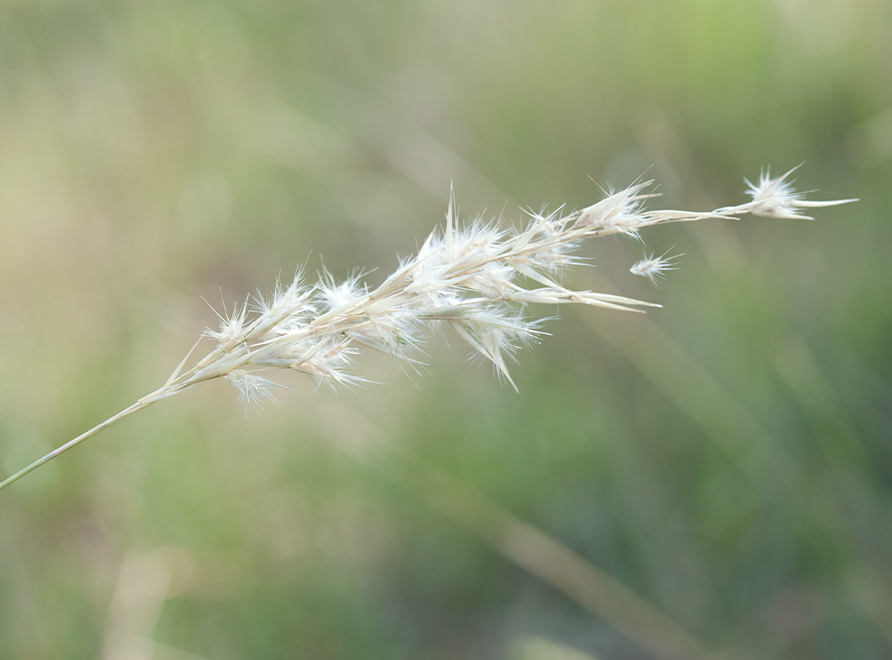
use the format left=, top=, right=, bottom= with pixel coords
left=630, top=248, right=683, bottom=287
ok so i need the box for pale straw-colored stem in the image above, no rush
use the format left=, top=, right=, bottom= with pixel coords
left=0, top=387, right=172, bottom=492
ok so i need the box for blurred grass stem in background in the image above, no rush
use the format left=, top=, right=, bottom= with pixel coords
left=314, top=400, right=728, bottom=660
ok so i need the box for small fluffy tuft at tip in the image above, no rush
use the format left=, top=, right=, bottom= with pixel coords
left=736, top=166, right=857, bottom=220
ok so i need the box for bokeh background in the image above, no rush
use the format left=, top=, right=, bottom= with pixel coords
left=1, top=1, right=890, bottom=659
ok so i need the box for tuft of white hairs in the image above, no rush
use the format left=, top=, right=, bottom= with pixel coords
left=630, top=248, right=683, bottom=287
left=717, top=165, right=858, bottom=220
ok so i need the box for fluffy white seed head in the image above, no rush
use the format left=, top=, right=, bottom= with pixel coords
left=182, top=168, right=853, bottom=407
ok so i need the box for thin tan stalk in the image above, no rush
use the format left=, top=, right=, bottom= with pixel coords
left=0, top=396, right=156, bottom=491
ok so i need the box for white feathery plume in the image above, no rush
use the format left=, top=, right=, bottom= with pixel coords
left=0, top=168, right=856, bottom=491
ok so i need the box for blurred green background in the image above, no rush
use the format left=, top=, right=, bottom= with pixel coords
left=0, top=1, right=890, bottom=658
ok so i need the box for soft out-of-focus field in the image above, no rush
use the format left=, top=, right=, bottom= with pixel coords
left=1, top=1, right=890, bottom=659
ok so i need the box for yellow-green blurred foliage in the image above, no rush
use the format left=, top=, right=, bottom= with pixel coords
left=1, top=1, right=890, bottom=659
